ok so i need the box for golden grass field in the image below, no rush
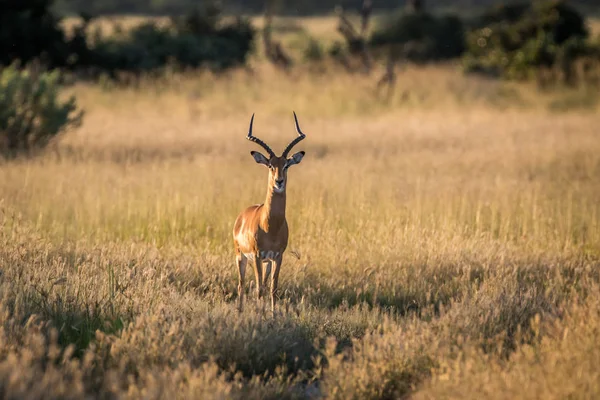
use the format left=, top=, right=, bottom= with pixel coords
left=1, top=15, right=600, bottom=399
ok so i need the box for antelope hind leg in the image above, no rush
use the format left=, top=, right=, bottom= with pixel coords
left=236, top=253, right=248, bottom=312
left=262, top=260, right=272, bottom=288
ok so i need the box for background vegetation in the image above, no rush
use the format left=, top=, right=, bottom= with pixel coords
left=1, top=0, right=600, bottom=399
left=4, top=0, right=599, bottom=85
left=0, top=65, right=82, bottom=156
left=1, top=0, right=255, bottom=75
left=51, top=0, right=600, bottom=15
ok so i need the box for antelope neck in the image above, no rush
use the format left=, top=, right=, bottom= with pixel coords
left=260, top=182, right=286, bottom=231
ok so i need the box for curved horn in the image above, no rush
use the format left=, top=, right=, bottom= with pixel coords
left=246, top=113, right=275, bottom=158
left=282, top=111, right=306, bottom=158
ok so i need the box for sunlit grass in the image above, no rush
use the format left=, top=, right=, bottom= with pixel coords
left=2, top=15, right=600, bottom=397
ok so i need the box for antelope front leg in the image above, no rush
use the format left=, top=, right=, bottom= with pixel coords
left=270, top=254, right=282, bottom=312
left=253, top=253, right=264, bottom=300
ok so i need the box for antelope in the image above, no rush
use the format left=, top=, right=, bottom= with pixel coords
left=233, top=112, right=306, bottom=312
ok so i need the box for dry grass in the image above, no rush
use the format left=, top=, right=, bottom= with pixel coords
left=590, top=18, right=600, bottom=37
left=2, top=15, right=600, bottom=398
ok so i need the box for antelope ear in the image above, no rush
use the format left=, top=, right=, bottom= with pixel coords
left=286, top=151, right=305, bottom=168
left=250, top=151, right=269, bottom=166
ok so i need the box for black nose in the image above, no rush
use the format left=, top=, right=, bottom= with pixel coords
left=276, top=179, right=284, bottom=186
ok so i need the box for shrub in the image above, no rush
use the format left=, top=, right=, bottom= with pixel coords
left=473, top=1, right=587, bottom=44
left=370, top=11, right=465, bottom=62
left=92, top=18, right=254, bottom=75
left=0, top=64, right=82, bottom=157
left=463, top=0, right=594, bottom=80
left=304, top=38, right=326, bottom=62
left=1, top=1, right=255, bottom=76
left=77, top=4, right=255, bottom=75
left=0, top=0, right=70, bottom=69
left=169, top=5, right=255, bottom=70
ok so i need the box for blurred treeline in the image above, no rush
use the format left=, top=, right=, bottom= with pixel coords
left=2, top=0, right=599, bottom=81
left=1, top=0, right=255, bottom=74
left=51, top=0, right=599, bottom=16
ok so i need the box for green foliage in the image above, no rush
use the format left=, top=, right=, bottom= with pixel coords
left=370, top=11, right=465, bottom=62
left=0, top=0, right=70, bottom=68
left=304, top=38, right=326, bottom=62
left=1, top=1, right=255, bottom=76
left=93, top=17, right=254, bottom=74
left=0, top=64, right=82, bottom=156
left=463, top=0, right=596, bottom=80
left=475, top=0, right=588, bottom=43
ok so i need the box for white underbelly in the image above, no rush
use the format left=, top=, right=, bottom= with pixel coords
left=243, top=250, right=281, bottom=261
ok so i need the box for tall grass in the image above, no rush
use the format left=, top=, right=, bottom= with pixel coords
left=1, top=51, right=599, bottom=397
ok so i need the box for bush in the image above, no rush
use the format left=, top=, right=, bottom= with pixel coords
left=1, top=1, right=255, bottom=76
left=89, top=4, right=255, bottom=75
left=370, top=11, right=465, bottom=62
left=92, top=17, right=254, bottom=75
left=0, top=0, right=71, bottom=69
left=98, top=3, right=255, bottom=74
left=463, top=0, right=593, bottom=80
left=167, top=5, right=255, bottom=70
left=474, top=1, right=587, bottom=44
left=0, top=64, right=82, bottom=157
left=304, top=38, right=325, bottom=62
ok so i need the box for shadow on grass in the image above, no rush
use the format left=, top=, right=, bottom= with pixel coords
left=17, top=285, right=128, bottom=357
